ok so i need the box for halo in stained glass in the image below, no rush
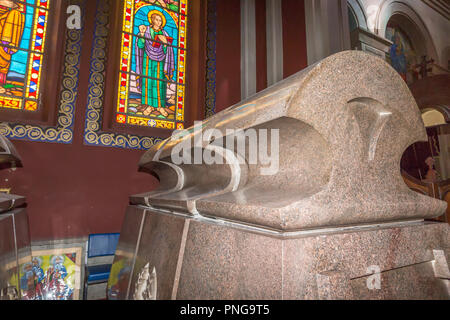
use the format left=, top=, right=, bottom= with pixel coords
left=0, top=0, right=50, bottom=111
left=116, top=0, right=188, bottom=130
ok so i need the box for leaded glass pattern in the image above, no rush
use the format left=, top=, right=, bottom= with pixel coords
left=116, top=0, right=188, bottom=130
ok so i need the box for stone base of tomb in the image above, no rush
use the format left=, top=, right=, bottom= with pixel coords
left=109, top=205, right=450, bottom=300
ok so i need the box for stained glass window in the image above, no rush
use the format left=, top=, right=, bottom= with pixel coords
left=116, top=0, right=188, bottom=130
left=0, top=0, right=50, bottom=111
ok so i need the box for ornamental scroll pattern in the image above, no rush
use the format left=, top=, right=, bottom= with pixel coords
left=0, top=0, right=84, bottom=144
left=205, top=0, right=217, bottom=118
left=83, top=0, right=162, bottom=150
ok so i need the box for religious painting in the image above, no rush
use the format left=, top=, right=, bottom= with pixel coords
left=18, top=247, right=82, bottom=300
left=386, top=26, right=418, bottom=84
left=107, top=246, right=136, bottom=300
left=0, top=0, right=50, bottom=111
left=116, top=0, right=188, bottom=130
left=401, top=127, right=444, bottom=181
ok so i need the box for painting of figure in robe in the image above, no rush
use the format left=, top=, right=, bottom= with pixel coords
left=148, top=0, right=180, bottom=12
left=0, top=0, right=24, bottom=93
left=123, top=3, right=182, bottom=122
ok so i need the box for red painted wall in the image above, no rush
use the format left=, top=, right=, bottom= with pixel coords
left=215, top=0, right=241, bottom=112
left=282, top=0, right=308, bottom=78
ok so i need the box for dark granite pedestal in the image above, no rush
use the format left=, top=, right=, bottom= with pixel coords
left=109, top=206, right=449, bottom=300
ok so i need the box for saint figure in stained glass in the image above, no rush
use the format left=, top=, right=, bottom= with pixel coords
left=0, top=0, right=24, bottom=86
left=135, top=10, right=175, bottom=118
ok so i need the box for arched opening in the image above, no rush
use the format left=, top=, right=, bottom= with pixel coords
left=401, top=119, right=450, bottom=223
